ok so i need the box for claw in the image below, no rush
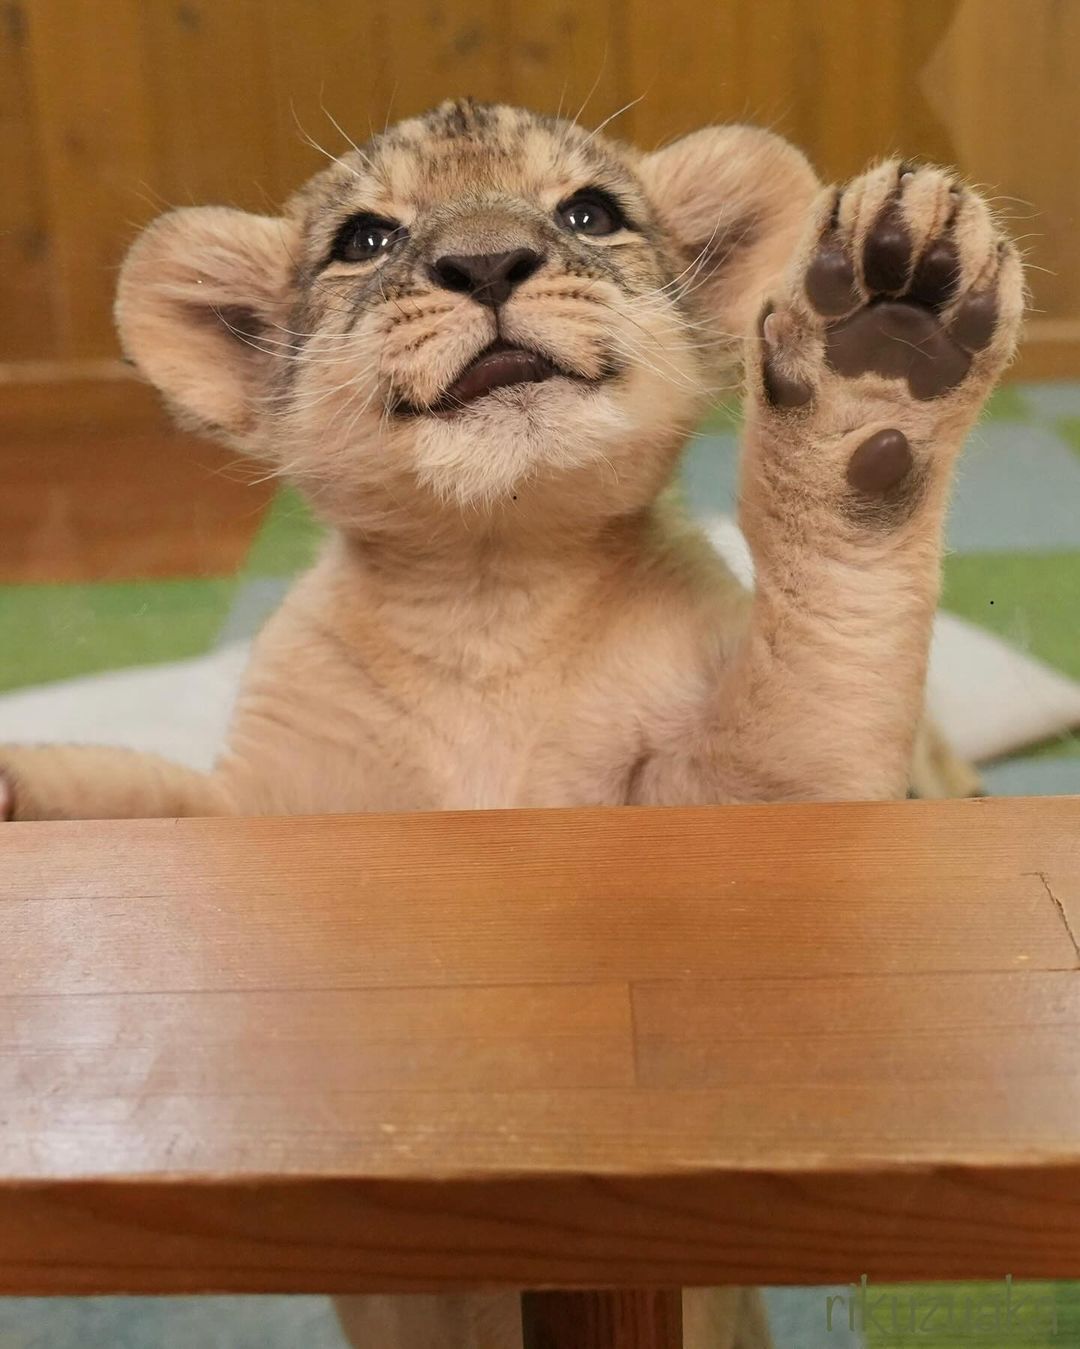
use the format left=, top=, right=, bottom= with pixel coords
left=762, top=311, right=782, bottom=347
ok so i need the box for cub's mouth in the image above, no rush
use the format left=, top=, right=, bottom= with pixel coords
left=395, top=339, right=609, bottom=418
left=441, top=340, right=558, bottom=410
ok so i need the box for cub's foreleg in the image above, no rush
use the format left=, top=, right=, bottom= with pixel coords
left=643, top=162, right=1024, bottom=805
left=0, top=745, right=229, bottom=821
left=727, top=162, right=1023, bottom=800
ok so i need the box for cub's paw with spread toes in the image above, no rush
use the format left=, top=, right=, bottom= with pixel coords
left=751, top=160, right=1025, bottom=523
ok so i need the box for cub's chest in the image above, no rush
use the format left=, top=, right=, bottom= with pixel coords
left=418, top=683, right=542, bottom=809
left=410, top=661, right=655, bottom=811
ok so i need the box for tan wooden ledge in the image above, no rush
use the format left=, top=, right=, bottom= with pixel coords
left=2, top=798, right=1080, bottom=1307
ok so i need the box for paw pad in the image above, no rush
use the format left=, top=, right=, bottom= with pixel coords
left=804, top=244, right=859, bottom=317
left=843, top=428, right=923, bottom=527
left=861, top=198, right=912, bottom=294
left=814, top=187, right=999, bottom=401
left=826, top=303, right=975, bottom=401
left=764, top=168, right=1013, bottom=408
left=846, top=429, right=913, bottom=497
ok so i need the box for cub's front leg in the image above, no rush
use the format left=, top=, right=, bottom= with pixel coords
left=713, top=161, right=1023, bottom=801
left=0, top=744, right=229, bottom=820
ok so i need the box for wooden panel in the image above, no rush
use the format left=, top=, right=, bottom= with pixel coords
left=1, top=0, right=1076, bottom=410
left=3, top=983, right=635, bottom=1094
left=23, top=0, right=156, bottom=357
left=0, top=421, right=271, bottom=583
left=2, top=799, right=1080, bottom=1291
left=140, top=0, right=272, bottom=214
left=0, top=368, right=172, bottom=438
left=0, top=370, right=270, bottom=584
left=0, top=1, right=56, bottom=360
left=9, top=1160, right=1080, bottom=1293
left=622, top=0, right=955, bottom=167
left=521, top=1290, right=683, bottom=1349
left=1055, top=868, right=1080, bottom=955
left=0, top=367, right=272, bottom=583
left=925, top=0, right=1080, bottom=326
left=792, top=0, right=955, bottom=178
left=381, top=0, right=506, bottom=121
left=619, top=0, right=738, bottom=147
left=263, top=0, right=394, bottom=202
left=1011, top=320, right=1080, bottom=381
left=505, top=0, right=624, bottom=131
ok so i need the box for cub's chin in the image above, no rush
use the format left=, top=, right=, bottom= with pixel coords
left=403, top=377, right=635, bottom=511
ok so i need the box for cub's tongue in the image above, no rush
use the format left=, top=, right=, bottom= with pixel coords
left=444, top=345, right=555, bottom=407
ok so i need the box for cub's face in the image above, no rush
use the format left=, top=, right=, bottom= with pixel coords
left=118, top=101, right=816, bottom=532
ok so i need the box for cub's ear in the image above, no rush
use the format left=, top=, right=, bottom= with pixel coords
left=115, top=207, right=298, bottom=439
left=639, top=126, right=820, bottom=336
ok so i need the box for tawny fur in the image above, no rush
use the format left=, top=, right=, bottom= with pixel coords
left=0, top=99, right=1023, bottom=1348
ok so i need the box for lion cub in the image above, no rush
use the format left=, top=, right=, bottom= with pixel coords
left=1, top=99, right=1020, bottom=824
left=0, top=95, right=1024, bottom=1349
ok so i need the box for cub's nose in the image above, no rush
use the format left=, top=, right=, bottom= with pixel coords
left=428, top=248, right=545, bottom=307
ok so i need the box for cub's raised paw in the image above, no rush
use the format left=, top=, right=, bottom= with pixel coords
left=0, top=769, right=13, bottom=822
left=758, top=160, right=1025, bottom=415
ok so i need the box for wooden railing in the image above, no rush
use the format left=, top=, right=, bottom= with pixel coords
left=3, top=797, right=1080, bottom=1343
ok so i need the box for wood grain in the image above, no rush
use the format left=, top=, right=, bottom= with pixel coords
left=521, top=1290, right=682, bottom=1349
left=504, top=0, right=624, bottom=130
left=620, top=0, right=956, bottom=165
left=0, top=1, right=56, bottom=360
left=0, top=0, right=1066, bottom=558
left=0, top=418, right=271, bottom=583
left=924, top=0, right=1080, bottom=330
left=1, top=0, right=1076, bottom=387
left=23, top=0, right=156, bottom=357
left=141, top=0, right=272, bottom=215
left=2, top=798, right=1080, bottom=1293
left=0, top=370, right=274, bottom=582
left=381, top=0, right=506, bottom=121
left=263, top=0, right=393, bottom=202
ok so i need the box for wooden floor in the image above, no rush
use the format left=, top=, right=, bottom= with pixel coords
left=2, top=797, right=1080, bottom=1295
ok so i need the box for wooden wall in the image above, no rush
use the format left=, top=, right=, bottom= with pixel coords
left=1, top=0, right=1077, bottom=424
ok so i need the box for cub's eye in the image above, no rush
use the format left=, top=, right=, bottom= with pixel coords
left=332, top=213, right=407, bottom=263
left=556, top=190, right=625, bottom=237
